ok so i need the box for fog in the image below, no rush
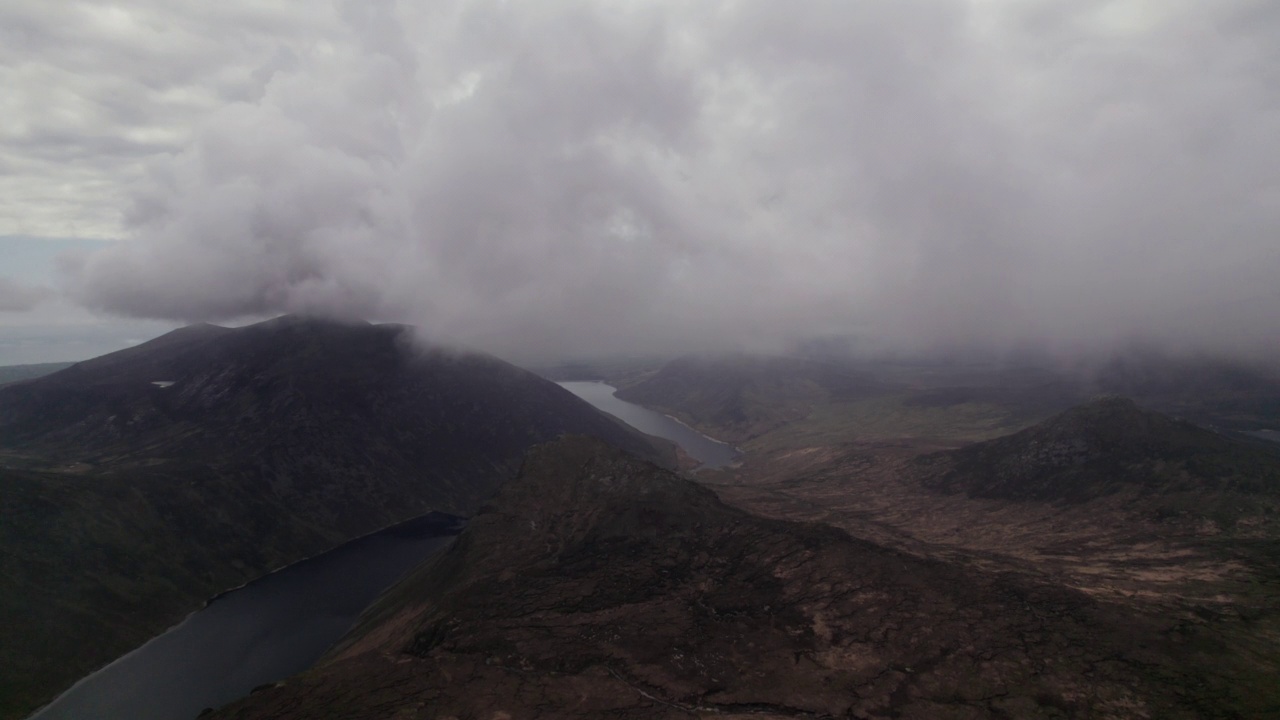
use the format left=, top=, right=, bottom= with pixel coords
left=0, top=277, right=51, bottom=312
left=9, top=0, right=1277, bottom=362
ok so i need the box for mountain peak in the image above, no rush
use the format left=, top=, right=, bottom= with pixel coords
left=1016, top=395, right=1173, bottom=452
left=0, top=323, right=674, bottom=717
left=1048, top=394, right=1148, bottom=429
left=249, top=314, right=373, bottom=331
left=0, top=318, right=670, bottom=471
left=927, top=396, right=1280, bottom=502
left=1070, top=394, right=1140, bottom=414
left=488, top=436, right=727, bottom=544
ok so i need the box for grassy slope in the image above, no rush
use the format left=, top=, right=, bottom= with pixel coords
left=613, top=355, right=885, bottom=444
left=608, top=355, right=1098, bottom=453
left=0, top=463, right=349, bottom=718
left=744, top=394, right=1027, bottom=452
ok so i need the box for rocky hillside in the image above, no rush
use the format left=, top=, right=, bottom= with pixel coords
left=924, top=397, right=1280, bottom=514
left=0, top=316, right=672, bottom=720
left=211, top=436, right=1269, bottom=719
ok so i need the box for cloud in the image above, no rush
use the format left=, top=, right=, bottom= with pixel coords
left=13, top=0, right=1278, bottom=360
left=0, top=277, right=53, bottom=312
left=0, top=1, right=335, bottom=238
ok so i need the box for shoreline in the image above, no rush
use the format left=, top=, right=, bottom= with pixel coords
left=26, top=510, right=465, bottom=720
left=559, top=380, right=744, bottom=467
left=655, top=408, right=743, bottom=454
left=203, top=511, right=464, bottom=607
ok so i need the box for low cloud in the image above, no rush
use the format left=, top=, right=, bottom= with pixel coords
left=35, top=0, right=1280, bottom=361
left=0, top=277, right=53, bottom=312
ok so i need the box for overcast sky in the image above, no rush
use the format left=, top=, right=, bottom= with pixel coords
left=2, top=0, right=1277, bottom=363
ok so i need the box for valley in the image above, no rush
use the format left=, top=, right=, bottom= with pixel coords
left=9, top=4, right=1277, bottom=718
left=558, top=381, right=741, bottom=469
left=28, top=514, right=460, bottom=720
left=208, top=353, right=1279, bottom=718
left=4, top=339, right=1279, bottom=719
left=212, top=435, right=1278, bottom=719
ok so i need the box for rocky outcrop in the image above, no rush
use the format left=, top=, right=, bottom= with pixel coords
left=212, top=437, right=1258, bottom=719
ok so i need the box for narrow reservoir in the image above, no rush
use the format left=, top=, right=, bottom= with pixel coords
left=29, top=514, right=461, bottom=720
left=1245, top=429, right=1280, bottom=444
left=558, top=381, right=741, bottom=469
left=30, top=384, right=731, bottom=720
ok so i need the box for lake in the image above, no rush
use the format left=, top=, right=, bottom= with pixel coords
left=30, top=382, right=736, bottom=720
left=28, top=514, right=461, bottom=720
left=1245, top=429, right=1280, bottom=444
left=558, top=381, right=741, bottom=469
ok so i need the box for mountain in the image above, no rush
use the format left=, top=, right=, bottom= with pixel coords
left=0, top=316, right=672, bottom=720
left=923, top=397, right=1280, bottom=513
left=614, top=355, right=882, bottom=443
left=210, top=436, right=1267, bottom=720
left=1088, top=351, right=1280, bottom=431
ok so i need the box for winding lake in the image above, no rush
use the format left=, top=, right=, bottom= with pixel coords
left=558, top=381, right=741, bottom=469
left=29, top=514, right=461, bottom=720
left=29, top=382, right=734, bottom=720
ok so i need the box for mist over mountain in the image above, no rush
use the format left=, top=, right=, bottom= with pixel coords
left=4, top=1, right=1272, bottom=362
left=5, top=5, right=1280, bottom=715
left=0, top=316, right=671, bottom=719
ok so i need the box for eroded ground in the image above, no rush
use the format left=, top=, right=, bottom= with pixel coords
left=704, top=441, right=1273, bottom=609
left=694, top=415, right=1280, bottom=718
left=214, top=438, right=1279, bottom=720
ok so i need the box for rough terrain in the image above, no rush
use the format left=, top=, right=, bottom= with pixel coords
left=213, top=437, right=1274, bottom=719
left=0, top=317, right=671, bottom=720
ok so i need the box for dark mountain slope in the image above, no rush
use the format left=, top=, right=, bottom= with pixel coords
left=0, top=315, right=668, bottom=510
left=0, top=316, right=671, bottom=720
left=1090, top=351, right=1280, bottom=431
left=924, top=396, right=1280, bottom=509
left=212, top=437, right=1269, bottom=720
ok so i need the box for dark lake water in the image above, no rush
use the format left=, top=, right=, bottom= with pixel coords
left=29, top=514, right=460, bottom=720
left=559, top=381, right=741, bottom=469
left=28, top=383, right=732, bottom=720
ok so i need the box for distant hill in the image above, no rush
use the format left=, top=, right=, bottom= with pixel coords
left=554, top=353, right=1280, bottom=453
left=0, top=316, right=672, bottom=720
left=0, top=361, right=73, bottom=387
left=923, top=396, right=1280, bottom=516
left=1088, top=352, right=1280, bottom=431
left=211, top=436, right=1267, bottom=719
left=614, top=354, right=882, bottom=443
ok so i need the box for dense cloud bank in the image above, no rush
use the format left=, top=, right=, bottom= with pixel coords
left=0, top=277, right=52, bottom=312
left=35, top=0, right=1280, bottom=360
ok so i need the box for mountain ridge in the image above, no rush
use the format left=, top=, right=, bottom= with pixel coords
left=210, top=435, right=1268, bottom=720
left=923, top=395, right=1280, bottom=507
left=0, top=316, right=673, bottom=720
